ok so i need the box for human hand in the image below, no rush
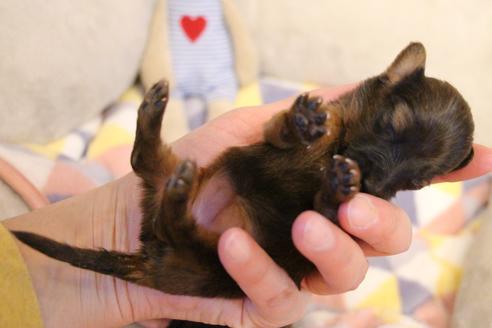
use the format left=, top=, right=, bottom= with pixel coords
left=4, top=85, right=491, bottom=328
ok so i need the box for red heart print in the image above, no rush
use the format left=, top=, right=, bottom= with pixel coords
left=180, top=16, right=207, bottom=42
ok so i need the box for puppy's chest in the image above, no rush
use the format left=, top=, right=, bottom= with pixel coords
left=223, top=143, right=331, bottom=209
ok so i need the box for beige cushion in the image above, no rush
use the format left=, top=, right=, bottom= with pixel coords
left=0, top=0, right=156, bottom=143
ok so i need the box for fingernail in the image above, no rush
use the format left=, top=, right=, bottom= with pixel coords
left=348, top=194, right=378, bottom=229
left=302, top=214, right=335, bottom=251
left=223, top=230, right=250, bottom=263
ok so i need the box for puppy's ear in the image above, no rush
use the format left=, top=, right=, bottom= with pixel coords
left=385, top=42, right=426, bottom=84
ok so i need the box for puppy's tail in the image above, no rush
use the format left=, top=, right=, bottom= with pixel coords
left=11, top=230, right=145, bottom=283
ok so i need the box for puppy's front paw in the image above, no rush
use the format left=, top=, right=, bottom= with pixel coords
left=291, top=93, right=327, bottom=144
left=330, top=155, right=361, bottom=202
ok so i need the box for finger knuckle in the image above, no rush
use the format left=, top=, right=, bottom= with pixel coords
left=375, top=206, right=412, bottom=254
left=345, top=264, right=368, bottom=292
left=263, top=287, right=298, bottom=309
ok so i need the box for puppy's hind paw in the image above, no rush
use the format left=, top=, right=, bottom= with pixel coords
left=140, top=79, right=169, bottom=115
left=166, top=160, right=197, bottom=202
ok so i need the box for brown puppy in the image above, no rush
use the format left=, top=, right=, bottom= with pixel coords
left=12, top=43, right=474, bottom=326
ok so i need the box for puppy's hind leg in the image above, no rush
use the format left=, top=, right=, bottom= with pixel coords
left=160, top=159, right=219, bottom=247
left=131, top=79, right=178, bottom=181
left=131, top=80, right=181, bottom=242
left=146, top=159, right=231, bottom=297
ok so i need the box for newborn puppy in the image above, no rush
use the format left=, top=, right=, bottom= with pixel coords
left=12, top=43, right=474, bottom=326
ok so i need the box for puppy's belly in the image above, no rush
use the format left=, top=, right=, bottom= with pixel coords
left=192, top=173, right=252, bottom=235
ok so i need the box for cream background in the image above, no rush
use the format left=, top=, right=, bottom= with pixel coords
left=236, top=0, right=492, bottom=144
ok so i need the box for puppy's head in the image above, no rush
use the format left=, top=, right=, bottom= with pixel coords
left=341, top=42, right=474, bottom=199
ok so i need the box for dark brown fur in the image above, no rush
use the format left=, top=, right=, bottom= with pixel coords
left=12, top=43, right=474, bottom=327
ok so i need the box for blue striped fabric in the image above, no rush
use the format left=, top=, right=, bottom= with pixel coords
left=168, top=0, right=238, bottom=103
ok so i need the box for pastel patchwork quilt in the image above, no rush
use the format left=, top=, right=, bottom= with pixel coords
left=0, top=79, right=489, bottom=327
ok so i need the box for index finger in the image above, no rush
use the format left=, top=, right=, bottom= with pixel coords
left=218, top=228, right=308, bottom=327
left=434, top=144, right=491, bottom=183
